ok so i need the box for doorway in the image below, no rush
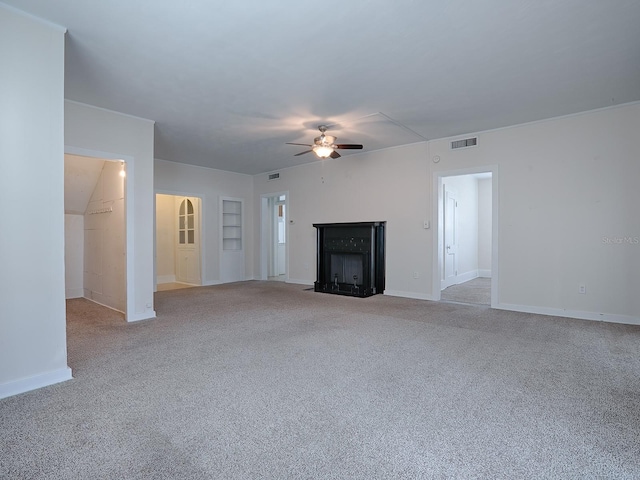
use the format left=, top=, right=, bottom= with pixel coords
left=64, top=154, right=127, bottom=313
left=433, top=168, right=498, bottom=306
left=155, top=194, right=202, bottom=290
left=260, top=192, right=288, bottom=281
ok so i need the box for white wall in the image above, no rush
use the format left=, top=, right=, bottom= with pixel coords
left=84, top=161, right=126, bottom=312
left=253, top=103, right=640, bottom=324
left=431, top=103, right=640, bottom=323
left=65, top=101, right=156, bottom=322
left=253, top=143, right=433, bottom=293
left=0, top=6, right=71, bottom=398
left=477, top=178, right=492, bottom=276
left=65, top=214, right=84, bottom=298
left=155, top=194, right=176, bottom=283
left=155, top=159, right=254, bottom=284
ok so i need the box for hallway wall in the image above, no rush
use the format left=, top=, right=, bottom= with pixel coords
left=155, top=159, right=254, bottom=284
left=477, top=178, right=492, bottom=276
left=65, top=101, right=155, bottom=322
left=253, top=103, right=640, bottom=324
left=0, top=6, right=71, bottom=398
left=156, top=194, right=177, bottom=284
left=65, top=214, right=84, bottom=299
left=83, top=161, right=126, bottom=312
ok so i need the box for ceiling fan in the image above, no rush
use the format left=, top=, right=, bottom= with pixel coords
left=287, top=125, right=363, bottom=159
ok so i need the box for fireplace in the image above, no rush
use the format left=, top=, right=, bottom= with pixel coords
left=313, top=222, right=385, bottom=297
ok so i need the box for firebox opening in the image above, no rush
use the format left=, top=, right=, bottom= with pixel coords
left=330, top=253, right=365, bottom=286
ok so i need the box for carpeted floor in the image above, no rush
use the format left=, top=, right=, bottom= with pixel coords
left=1, top=281, right=639, bottom=479
left=441, top=277, right=491, bottom=305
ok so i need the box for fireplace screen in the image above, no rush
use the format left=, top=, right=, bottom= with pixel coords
left=330, top=253, right=365, bottom=286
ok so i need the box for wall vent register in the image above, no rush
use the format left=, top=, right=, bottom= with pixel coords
left=451, top=137, right=478, bottom=149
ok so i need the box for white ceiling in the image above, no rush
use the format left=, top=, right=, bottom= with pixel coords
left=6, top=0, right=640, bottom=174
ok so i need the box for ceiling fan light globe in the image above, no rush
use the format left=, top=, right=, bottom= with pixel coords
left=313, top=145, right=334, bottom=158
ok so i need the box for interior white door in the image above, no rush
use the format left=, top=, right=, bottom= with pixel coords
left=442, top=188, right=458, bottom=289
left=175, top=197, right=201, bottom=285
left=266, top=194, right=286, bottom=279
left=276, top=201, right=286, bottom=275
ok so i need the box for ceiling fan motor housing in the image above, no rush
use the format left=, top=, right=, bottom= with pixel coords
left=286, top=124, right=363, bottom=158
left=315, top=134, right=336, bottom=146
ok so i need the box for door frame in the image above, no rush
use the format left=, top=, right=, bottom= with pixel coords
left=431, top=165, right=499, bottom=307
left=259, top=191, right=289, bottom=281
left=154, top=190, right=205, bottom=290
left=65, top=146, right=134, bottom=320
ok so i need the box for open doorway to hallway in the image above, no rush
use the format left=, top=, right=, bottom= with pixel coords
left=260, top=192, right=288, bottom=281
left=434, top=169, right=497, bottom=306
left=155, top=194, right=203, bottom=291
left=64, top=154, right=127, bottom=314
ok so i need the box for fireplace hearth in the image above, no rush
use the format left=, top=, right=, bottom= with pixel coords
left=313, top=222, right=385, bottom=297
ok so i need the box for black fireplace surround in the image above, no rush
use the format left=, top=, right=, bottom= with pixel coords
left=313, top=222, right=385, bottom=297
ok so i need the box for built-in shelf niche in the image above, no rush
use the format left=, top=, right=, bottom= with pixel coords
left=222, top=199, right=242, bottom=251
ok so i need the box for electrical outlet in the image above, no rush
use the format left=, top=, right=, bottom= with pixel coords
left=413, top=271, right=419, bottom=279
left=579, top=284, right=586, bottom=294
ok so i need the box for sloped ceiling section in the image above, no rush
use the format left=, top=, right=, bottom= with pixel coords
left=64, top=154, right=104, bottom=215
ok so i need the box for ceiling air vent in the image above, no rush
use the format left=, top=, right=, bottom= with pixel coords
left=268, top=173, right=280, bottom=180
left=451, top=137, right=477, bottom=149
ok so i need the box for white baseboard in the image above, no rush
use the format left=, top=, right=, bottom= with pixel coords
left=0, top=366, right=73, bottom=400
left=496, top=302, right=640, bottom=326
left=82, top=297, right=154, bottom=323
left=65, top=288, right=84, bottom=299
left=157, top=274, right=176, bottom=284
left=478, top=269, right=492, bottom=278
left=126, top=310, right=157, bottom=322
left=286, top=278, right=314, bottom=286
left=384, top=290, right=437, bottom=301
left=83, top=297, right=125, bottom=315
left=456, top=270, right=479, bottom=284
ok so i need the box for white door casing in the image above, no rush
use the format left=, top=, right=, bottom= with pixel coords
left=432, top=166, right=499, bottom=308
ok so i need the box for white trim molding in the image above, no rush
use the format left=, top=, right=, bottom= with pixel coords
left=384, top=290, right=437, bottom=301
left=0, top=367, right=73, bottom=400
left=285, top=278, right=314, bottom=286
left=157, top=275, right=176, bottom=284
left=455, top=270, right=479, bottom=284
left=496, top=303, right=640, bottom=326
left=126, top=311, right=157, bottom=323
left=65, top=288, right=84, bottom=299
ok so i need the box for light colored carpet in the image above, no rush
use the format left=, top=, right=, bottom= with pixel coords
left=441, top=277, right=491, bottom=305
left=1, top=281, right=639, bottom=479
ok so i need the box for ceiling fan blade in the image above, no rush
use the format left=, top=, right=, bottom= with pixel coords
left=286, top=142, right=313, bottom=146
left=330, top=150, right=341, bottom=159
left=294, top=150, right=313, bottom=156
left=335, top=144, right=363, bottom=149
